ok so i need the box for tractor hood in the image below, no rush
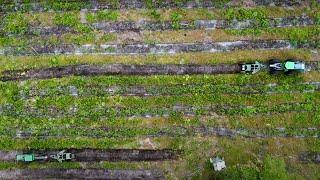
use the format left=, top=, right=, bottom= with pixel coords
left=285, top=62, right=295, bottom=70
left=285, top=61, right=305, bottom=70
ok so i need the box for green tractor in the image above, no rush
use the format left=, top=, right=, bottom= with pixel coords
left=16, top=154, right=48, bottom=162
left=16, top=150, right=75, bottom=163
left=269, top=59, right=305, bottom=75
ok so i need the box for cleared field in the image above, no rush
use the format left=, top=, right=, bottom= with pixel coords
left=0, top=0, right=319, bottom=179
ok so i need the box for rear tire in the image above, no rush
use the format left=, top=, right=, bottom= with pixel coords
left=270, top=69, right=280, bottom=75
left=285, top=70, right=295, bottom=76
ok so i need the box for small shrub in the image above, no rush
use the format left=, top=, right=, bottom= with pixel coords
left=150, top=9, right=161, bottom=21
left=170, top=11, right=183, bottom=29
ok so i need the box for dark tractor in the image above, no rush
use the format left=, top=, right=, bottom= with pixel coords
left=269, top=59, right=305, bottom=75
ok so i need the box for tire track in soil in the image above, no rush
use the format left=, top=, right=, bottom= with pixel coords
left=299, top=152, right=320, bottom=164
left=0, top=64, right=240, bottom=81
left=2, top=16, right=314, bottom=36
left=0, top=0, right=311, bottom=12
left=10, top=126, right=320, bottom=139
left=1, top=60, right=319, bottom=82
left=0, top=149, right=179, bottom=162
left=0, top=40, right=317, bottom=56
left=0, top=169, right=164, bottom=180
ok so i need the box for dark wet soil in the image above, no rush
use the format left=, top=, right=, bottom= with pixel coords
left=0, top=169, right=164, bottom=180
left=0, top=149, right=179, bottom=162
left=0, top=40, right=301, bottom=55
left=12, top=126, right=319, bottom=140
left=0, top=64, right=240, bottom=81
left=15, top=16, right=313, bottom=35
left=50, top=149, right=178, bottom=162
left=299, top=152, right=320, bottom=164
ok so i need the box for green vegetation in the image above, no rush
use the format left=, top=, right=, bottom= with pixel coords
left=3, top=12, right=29, bottom=34
left=86, top=10, right=119, bottom=23
left=261, top=156, right=289, bottom=180
left=53, top=12, right=92, bottom=33
left=0, top=3, right=318, bottom=179
left=315, top=12, right=320, bottom=25
left=170, top=11, right=183, bottom=29
left=54, top=12, right=79, bottom=27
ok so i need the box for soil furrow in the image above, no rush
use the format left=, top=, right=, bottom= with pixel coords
left=299, top=152, right=320, bottom=164
left=91, top=16, right=315, bottom=32
left=0, top=0, right=311, bottom=12
left=0, top=40, right=318, bottom=56
left=0, top=149, right=178, bottom=162
left=5, top=16, right=313, bottom=36
left=1, top=60, right=319, bottom=81
left=0, top=169, right=164, bottom=180
left=0, top=64, right=240, bottom=81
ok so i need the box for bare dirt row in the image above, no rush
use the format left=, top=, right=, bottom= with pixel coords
left=1, top=40, right=317, bottom=56
left=1, top=16, right=314, bottom=36
left=0, top=64, right=240, bottom=81
left=0, top=0, right=310, bottom=12
left=9, top=126, right=319, bottom=139
left=1, top=61, right=319, bottom=81
left=299, top=152, right=320, bottom=164
left=0, top=169, right=164, bottom=180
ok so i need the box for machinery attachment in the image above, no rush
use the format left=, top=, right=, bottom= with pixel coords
left=240, top=61, right=265, bottom=74
left=50, top=150, right=75, bottom=162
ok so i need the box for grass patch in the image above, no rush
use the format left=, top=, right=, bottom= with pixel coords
left=86, top=10, right=119, bottom=23
left=2, top=12, right=29, bottom=34
left=0, top=49, right=313, bottom=72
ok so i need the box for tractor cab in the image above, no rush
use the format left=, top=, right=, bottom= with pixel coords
left=16, top=154, right=48, bottom=162
left=16, top=154, right=35, bottom=162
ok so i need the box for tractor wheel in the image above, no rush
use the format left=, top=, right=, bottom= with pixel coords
left=270, top=69, right=280, bottom=75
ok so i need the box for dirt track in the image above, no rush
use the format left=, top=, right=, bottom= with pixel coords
left=1, top=40, right=312, bottom=56
left=0, top=64, right=240, bottom=81
left=1, top=16, right=312, bottom=36
left=0, top=169, right=164, bottom=180
left=299, top=152, right=320, bottom=164
left=2, top=60, right=319, bottom=81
